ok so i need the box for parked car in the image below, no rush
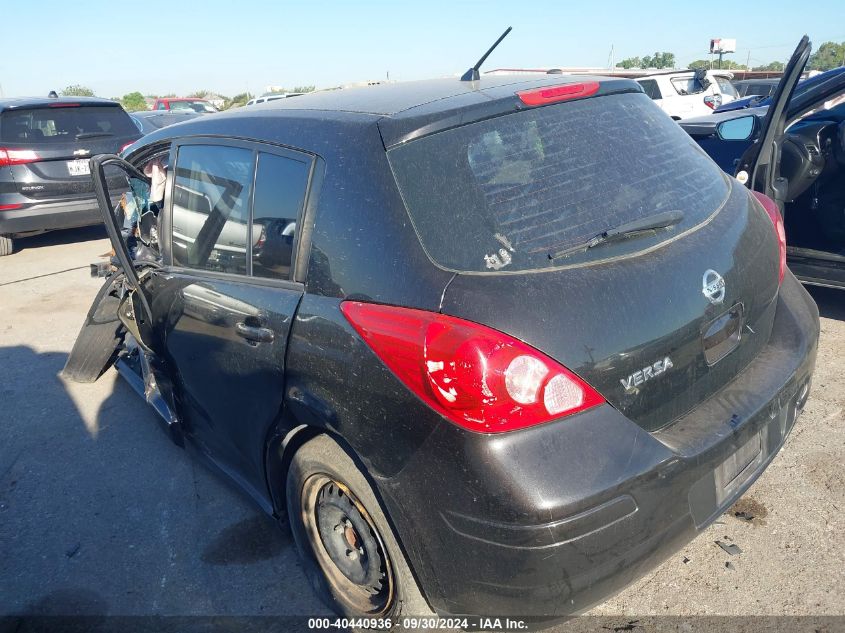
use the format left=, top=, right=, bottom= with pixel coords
left=733, top=78, right=780, bottom=98
left=715, top=67, right=843, bottom=113
left=245, top=93, right=304, bottom=106
left=130, top=111, right=201, bottom=135
left=680, top=50, right=845, bottom=288
left=0, top=96, right=141, bottom=255
left=152, top=97, right=218, bottom=113
left=711, top=78, right=781, bottom=113
left=636, top=69, right=737, bottom=119
left=65, top=72, right=818, bottom=622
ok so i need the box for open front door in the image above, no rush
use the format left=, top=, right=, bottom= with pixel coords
left=64, top=151, right=182, bottom=441
left=736, top=36, right=811, bottom=208
left=88, top=153, right=159, bottom=348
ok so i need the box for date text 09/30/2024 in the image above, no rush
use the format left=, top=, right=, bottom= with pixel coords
left=307, top=617, right=530, bottom=630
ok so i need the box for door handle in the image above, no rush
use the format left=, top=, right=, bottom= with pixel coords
left=235, top=322, right=275, bottom=343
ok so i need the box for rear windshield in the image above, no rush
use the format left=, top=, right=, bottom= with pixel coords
left=0, top=106, right=137, bottom=143
left=169, top=100, right=217, bottom=113
left=388, top=92, right=729, bottom=273
left=141, top=113, right=198, bottom=130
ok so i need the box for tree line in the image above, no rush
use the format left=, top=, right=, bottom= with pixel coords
left=617, top=40, right=845, bottom=72
left=58, top=85, right=316, bottom=111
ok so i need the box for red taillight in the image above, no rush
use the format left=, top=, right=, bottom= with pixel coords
left=704, top=95, right=722, bottom=109
left=48, top=103, right=81, bottom=108
left=341, top=302, right=605, bottom=433
left=0, top=148, right=40, bottom=167
left=753, top=191, right=786, bottom=285
left=0, top=203, right=23, bottom=211
left=517, top=81, right=600, bottom=107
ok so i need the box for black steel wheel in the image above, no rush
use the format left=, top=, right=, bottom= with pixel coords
left=301, top=474, right=393, bottom=614
left=285, top=434, right=432, bottom=620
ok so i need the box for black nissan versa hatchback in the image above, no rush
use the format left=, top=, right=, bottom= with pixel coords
left=0, top=96, right=140, bottom=255
left=65, top=54, right=819, bottom=624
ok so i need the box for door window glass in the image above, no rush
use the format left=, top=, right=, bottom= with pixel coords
left=172, top=145, right=254, bottom=274
left=251, top=152, right=310, bottom=280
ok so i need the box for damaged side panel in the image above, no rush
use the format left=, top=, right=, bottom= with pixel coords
left=113, top=334, right=183, bottom=446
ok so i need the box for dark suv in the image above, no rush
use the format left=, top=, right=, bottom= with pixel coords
left=66, top=73, right=819, bottom=622
left=0, top=97, right=140, bottom=255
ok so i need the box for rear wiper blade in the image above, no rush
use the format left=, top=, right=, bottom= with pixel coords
left=76, top=132, right=113, bottom=139
left=548, top=210, right=684, bottom=261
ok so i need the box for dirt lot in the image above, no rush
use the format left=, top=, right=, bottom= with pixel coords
left=0, top=228, right=842, bottom=630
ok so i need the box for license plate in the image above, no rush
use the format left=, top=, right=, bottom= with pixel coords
left=714, top=426, right=767, bottom=505
left=67, top=159, right=90, bottom=176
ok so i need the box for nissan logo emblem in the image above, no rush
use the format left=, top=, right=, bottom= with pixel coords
left=703, top=269, right=726, bottom=305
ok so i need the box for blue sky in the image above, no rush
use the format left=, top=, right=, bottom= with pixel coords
left=2, top=0, right=843, bottom=98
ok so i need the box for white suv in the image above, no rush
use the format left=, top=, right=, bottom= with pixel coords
left=636, top=70, right=737, bottom=119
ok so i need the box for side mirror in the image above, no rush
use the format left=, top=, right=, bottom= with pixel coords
left=717, top=116, right=755, bottom=141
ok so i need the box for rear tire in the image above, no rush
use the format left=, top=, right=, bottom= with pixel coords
left=0, top=235, right=13, bottom=257
left=286, top=434, right=433, bottom=623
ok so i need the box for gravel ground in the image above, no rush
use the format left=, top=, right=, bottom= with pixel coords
left=0, top=228, right=842, bottom=631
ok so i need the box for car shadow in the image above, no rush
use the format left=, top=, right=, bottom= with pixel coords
left=0, top=343, right=326, bottom=619
left=10, top=225, right=107, bottom=255
left=807, top=285, right=844, bottom=321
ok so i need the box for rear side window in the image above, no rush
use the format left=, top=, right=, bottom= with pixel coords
left=388, top=92, right=729, bottom=273
left=0, top=106, right=137, bottom=143
left=251, top=152, right=310, bottom=280
left=637, top=79, right=662, bottom=100
left=670, top=76, right=706, bottom=95
left=171, top=145, right=254, bottom=274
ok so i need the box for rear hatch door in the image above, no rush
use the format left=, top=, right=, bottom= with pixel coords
left=1, top=103, right=140, bottom=200
left=387, top=88, right=782, bottom=431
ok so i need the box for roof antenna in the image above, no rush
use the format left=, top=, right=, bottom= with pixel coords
left=460, top=27, right=513, bottom=82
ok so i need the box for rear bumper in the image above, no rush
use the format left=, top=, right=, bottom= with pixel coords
left=0, top=197, right=102, bottom=236
left=379, top=272, right=819, bottom=619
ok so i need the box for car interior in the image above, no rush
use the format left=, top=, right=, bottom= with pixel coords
left=780, top=93, right=845, bottom=261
